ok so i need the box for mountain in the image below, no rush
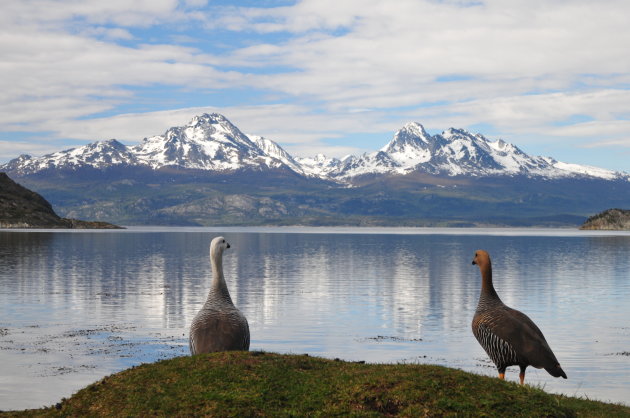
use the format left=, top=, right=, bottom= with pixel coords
left=3, top=139, right=138, bottom=176
left=3, top=113, right=626, bottom=182
left=2, top=114, right=630, bottom=227
left=249, top=135, right=305, bottom=175
left=298, top=122, right=625, bottom=181
left=0, top=172, right=121, bottom=229
left=4, top=113, right=301, bottom=176
left=131, top=113, right=297, bottom=172
left=0, top=172, right=64, bottom=227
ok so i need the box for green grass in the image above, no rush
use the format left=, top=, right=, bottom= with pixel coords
left=3, top=352, right=629, bottom=417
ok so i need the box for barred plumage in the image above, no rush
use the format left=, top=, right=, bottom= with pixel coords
left=474, top=323, right=519, bottom=373
left=471, top=250, right=567, bottom=384
left=189, top=236, right=250, bottom=355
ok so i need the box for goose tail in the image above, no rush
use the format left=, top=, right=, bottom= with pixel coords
left=545, top=363, right=567, bottom=379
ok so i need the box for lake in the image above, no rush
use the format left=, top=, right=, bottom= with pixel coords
left=1, top=227, right=629, bottom=410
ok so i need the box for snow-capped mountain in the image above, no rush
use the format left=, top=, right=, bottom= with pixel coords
left=2, top=114, right=301, bottom=176
left=249, top=135, right=304, bottom=174
left=294, top=154, right=344, bottom=178
left=131, top=113, right=291, bottom=171
left=298, top=122, right=625, bottom=181
left=5, top=114, right=630, bottom=228
left=2, top=139, right=138, bottom=175
left=1, top=114, right=626, bottom=182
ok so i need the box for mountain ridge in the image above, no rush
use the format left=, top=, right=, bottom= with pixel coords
left=2, top=113, right=629, bottom=227
left=297, top=123, right=626, bottom=181
left=2, top=113, right=627, bottom=182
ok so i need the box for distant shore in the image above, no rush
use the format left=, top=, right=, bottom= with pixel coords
left=579, top=208, right=630, bottom=231
left=0, top=219, right=123, bottom=229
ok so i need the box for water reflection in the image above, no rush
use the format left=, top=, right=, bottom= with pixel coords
left=0, top=229, right=629, bottom=410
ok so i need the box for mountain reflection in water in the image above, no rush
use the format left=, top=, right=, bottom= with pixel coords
left=1, top=227, right=629, bottom=410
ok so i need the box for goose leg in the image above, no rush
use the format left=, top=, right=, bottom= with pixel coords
left=519, top=365, right=527, bottom=385
left=498, top=372, right=505, bottom=380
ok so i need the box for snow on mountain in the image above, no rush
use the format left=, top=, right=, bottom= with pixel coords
left=1, top=139, right=137, bottom=175
left=381, top=122, right=432, bottom=167
left=299, top=123, right=626, bottom=181
left=419, top=127, right=623, bottom=179
left=1, top=114, right=626, bottom=182
left=548, top=160, right=620, bottom=180
left=294, top=154, right=343, bottom=177
left=1, top=114, right=301, bottom=175
left=132, top=113, right=292, bottom=171
left=250, top=135, right=304, bottom=174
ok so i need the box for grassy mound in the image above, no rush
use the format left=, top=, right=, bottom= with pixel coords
left=4, top=352, right=629, bottom=417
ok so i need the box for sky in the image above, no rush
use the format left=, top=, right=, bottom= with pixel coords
left=1, top=0, right=629, bottom=171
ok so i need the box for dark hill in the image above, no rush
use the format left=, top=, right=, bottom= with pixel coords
left=580, top=208, right=630, bottom=230
left=0, top=172, right=121, bottom=229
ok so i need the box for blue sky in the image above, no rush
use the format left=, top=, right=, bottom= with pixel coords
left=1, top=0, right=629, bottom=171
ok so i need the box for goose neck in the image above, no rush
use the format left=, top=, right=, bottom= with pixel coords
left=479, top=263, right=500, bottom=301
left=211, top=252, right=230, bottom=296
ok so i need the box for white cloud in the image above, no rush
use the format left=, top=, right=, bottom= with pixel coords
left=0, top=26, right=238, bottom=132
left=415, top=90, right=630, bottom=133
left=0, top=0, right=629, bottom=169
left=0, top=140, right=65, bottom=162
left=552, top=120, right=630, bottom=139
left=1, top=0, right=190, bottom=27
left=583, top=137, right=630, bottom=148
left=80, top=26, right=135, bottom=40
left=204, top=0, right=630, bottom=163
left=28, top=104, right=397, bottom=158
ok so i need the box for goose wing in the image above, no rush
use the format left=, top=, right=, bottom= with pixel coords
left=190, top=309, right=250, bottom=354
left=484, top=305, right=560, bottom=370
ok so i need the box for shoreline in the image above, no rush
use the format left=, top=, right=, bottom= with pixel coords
left=4, top=224, right=630, bottom=237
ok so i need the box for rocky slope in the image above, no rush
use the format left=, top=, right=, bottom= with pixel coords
left=0, top=172, right=121, bottom=229
left=580, top=208, right=630, bottom=230
left=297, top=123, right=625, bottom=181
left=2, top=114, right=301, bottom=176
left=2, top=113, right=627, bottom=182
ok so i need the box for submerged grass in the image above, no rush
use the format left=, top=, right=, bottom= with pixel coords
left=3, top=351, right=629, bottom=417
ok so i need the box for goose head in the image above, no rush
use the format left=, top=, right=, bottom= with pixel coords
left=472, top=249, right=491, bottom=269
left=210, top=236, right=231, bottom=259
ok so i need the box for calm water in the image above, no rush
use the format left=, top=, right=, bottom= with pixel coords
left=1, top=227, right=629, bottom=410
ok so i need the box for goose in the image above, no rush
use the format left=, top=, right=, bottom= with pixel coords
left=471, top=250, right=566, bottom=384
left=189, top=236, right=250, bottom=354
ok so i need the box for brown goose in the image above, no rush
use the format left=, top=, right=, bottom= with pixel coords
left=189, top=236, right=250, bottom=354
left=471, top=250, right=566, bottom=384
